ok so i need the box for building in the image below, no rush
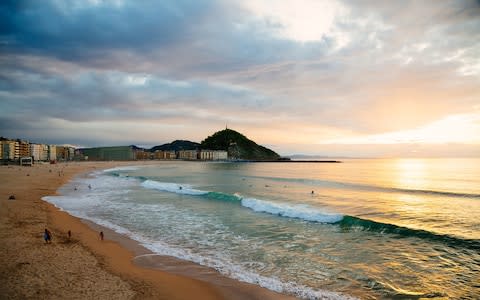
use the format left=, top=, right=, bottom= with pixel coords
left=199, top=150, right=228, bottom=160
left=213, top=150, right=228, bottom=160
left=48, top=145, right=56, bottom=161
left=76, top=146, right=137, bottom=161
left=20, top=156, right=33, bottom=166
left=0, top=140, right=7, bottom=161
left=13, top=140, right=20, bottom=160
left=1, top=138, right=77, bottom=164
left=30, top=144, right=41, bottom=161
left=30, top=143, right=49, bottom=161
left=56, top=146, right=75, bottom=161
left=18, top=140, right=30, bottom=158
left=135, top=150, right=151, bottom=160
left=152, top=150, right=176, bottom=159
left=1, top=140, right=18, bottom=161
left=177, top=150, right=198, bottom=160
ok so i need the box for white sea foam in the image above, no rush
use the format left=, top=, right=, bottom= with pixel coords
left=141, top=180, right=208, bottom=196
left=102, top=166, right=140, bottom=173
left=241, top=197, right=343, bottom=223
left=140, top=180, right=344, bottom=224
left=72, top=213, right=355, bottom=299
left=43, top=170, right=136, bottom=217
left=141, top=239, right=355, bottom=300
left=43, top=169, right=355, bottom=300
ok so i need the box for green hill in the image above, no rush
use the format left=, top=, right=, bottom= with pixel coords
left=150, top=140, right=200, bottom=152
left=201, top=129, right=280, bottom=160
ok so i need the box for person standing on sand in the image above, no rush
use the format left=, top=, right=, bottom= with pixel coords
left=99, top=231, right=104, bottom=241
left=44, top=228, right=52, bottom=244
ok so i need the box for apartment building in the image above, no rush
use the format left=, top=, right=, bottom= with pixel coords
left=1, top=138, right=78, bottom=163
left=1, top=140, right=18, bottom=161
left=48, top=145, right=56, bottom=161
left=18, top=140, right=30, bottom=158
left=199, top=150, right=228, bottom=160
left=152, top=150, right=176, bottom=159
left=56, top=146, right=75, bottom=161
left=177, top=150, right=198, bottom=160
left=135, top=150, right=151, bottom=160
left=30, top=143, right=49, bottom=161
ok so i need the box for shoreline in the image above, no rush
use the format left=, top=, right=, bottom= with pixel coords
left=81, top=219, right=296, bottom=300
left=177, top=159, right=342, bottom=163
left=0, top=161, right=296, bottom=300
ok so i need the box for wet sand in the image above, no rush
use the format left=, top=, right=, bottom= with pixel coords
left=0, top=161, right=296, bottom=300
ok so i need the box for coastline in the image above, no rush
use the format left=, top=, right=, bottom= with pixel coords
left=0, top=161, right=296, bottom=300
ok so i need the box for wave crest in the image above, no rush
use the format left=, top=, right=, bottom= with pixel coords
left=141, top=179, right=343, bottom=224
left=337, top=216, right=480, bottom=250
left=141, top=180, right=208, bottom=196
left=241, top=197, right=343, bottom=223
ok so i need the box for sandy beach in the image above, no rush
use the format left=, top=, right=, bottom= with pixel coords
left=0, top=161, right=295, bottom=300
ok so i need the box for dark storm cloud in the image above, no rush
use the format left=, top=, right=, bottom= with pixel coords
left=0, top=0, right=324, bottom=75
left=0, top=0, right=210, bottom=61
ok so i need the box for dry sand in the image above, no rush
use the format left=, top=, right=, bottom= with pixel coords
left=0, top=161, right=296, bottom=300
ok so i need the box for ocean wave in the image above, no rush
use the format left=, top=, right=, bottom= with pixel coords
left=140, top=179, right=479, bottom=249
left=241, top=197, right=343, bottom=223
left=141, top=180, right=209, bottom=196
left=102, top=166, right=140, bottom=173
left=140, top=180, right=343, bottom=223
left=44, top=186, right=354, bottom=299
left=337, top=216, right=480, bottom=251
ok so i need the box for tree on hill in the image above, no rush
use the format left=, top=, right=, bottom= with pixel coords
left=201, top=129, right=280, bottom=160
left=150, top=140, right=200, bottom=152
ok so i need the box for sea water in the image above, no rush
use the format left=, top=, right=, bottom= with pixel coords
left=44, top=159, right=480, bottom=299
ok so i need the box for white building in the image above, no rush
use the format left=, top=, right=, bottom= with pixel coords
left=199, top=150, right=228, bottom=160
left=178, top=150, right=198, bottom=160
left=30, top=143, right=49, bottom=161
left=213, top=150, right=228, bottom=160
left=48, top=145, right=57, bottom=161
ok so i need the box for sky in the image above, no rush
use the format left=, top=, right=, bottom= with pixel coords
left=1, top=0, right=479, bottom=157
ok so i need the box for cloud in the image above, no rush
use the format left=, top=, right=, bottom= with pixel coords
left=1, top=0, right=205, bottom=58
left=1, top=0, right=479, bottom=156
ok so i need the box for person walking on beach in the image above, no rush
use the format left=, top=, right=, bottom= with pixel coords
left=99, top=231, right=104, bottom=241
left=67, top=230, right=71, bottom=240
left=44, top=228, right=52, bottom=244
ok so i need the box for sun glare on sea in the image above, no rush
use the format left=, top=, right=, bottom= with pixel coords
left=392, top=159, right=429, bottom=190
